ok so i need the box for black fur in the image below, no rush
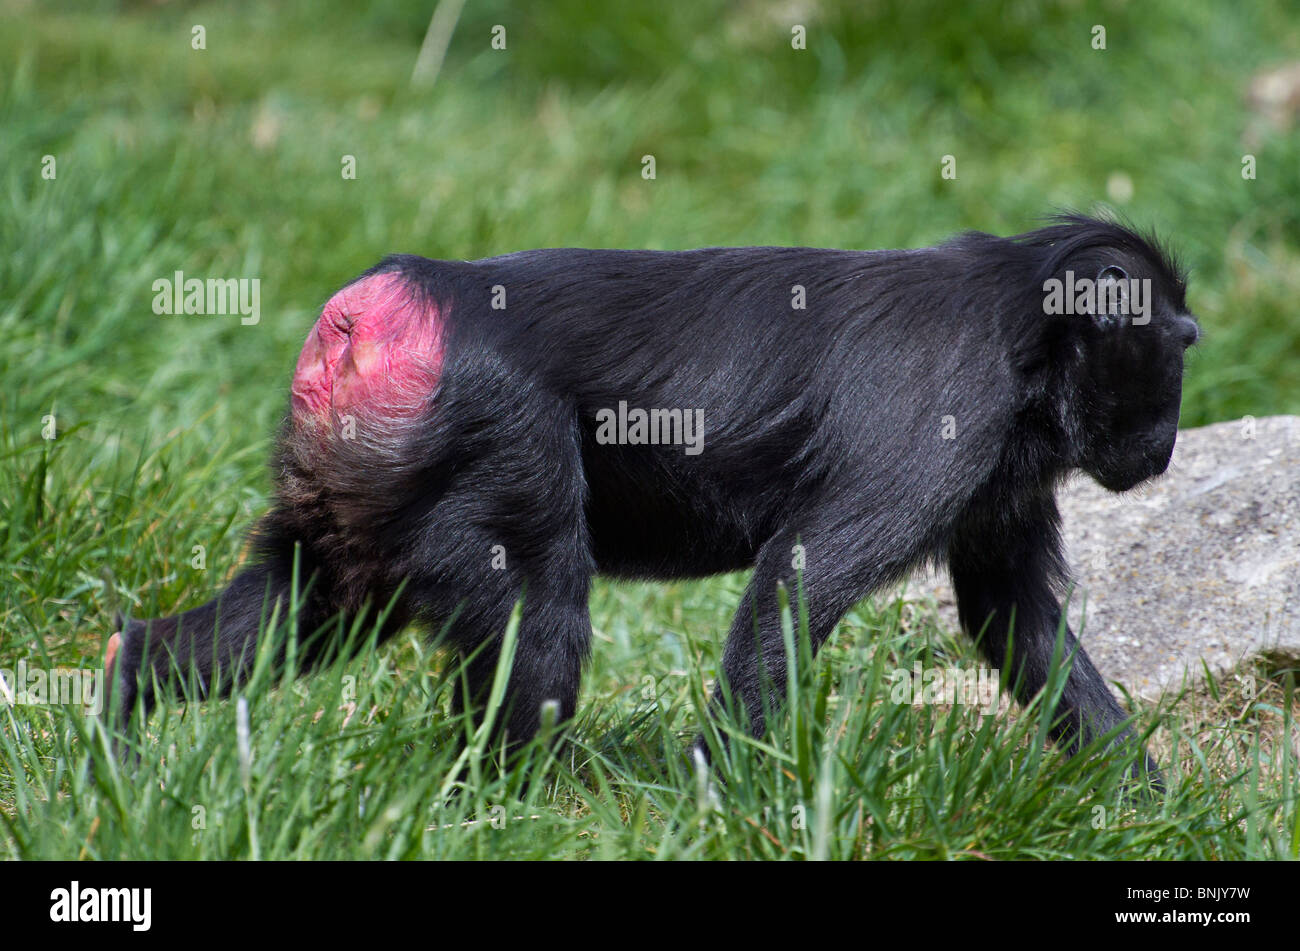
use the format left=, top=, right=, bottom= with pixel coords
left=108, top=215, right=1197, bottom=781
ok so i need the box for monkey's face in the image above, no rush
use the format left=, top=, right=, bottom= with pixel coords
left=1069, top=260, right=1199, bottom=492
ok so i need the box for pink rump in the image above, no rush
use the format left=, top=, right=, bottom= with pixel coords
left=291, top=272, right=445, bottom=424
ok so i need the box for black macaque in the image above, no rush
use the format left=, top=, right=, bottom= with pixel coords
left=106, top=215, right=1197, bottom=783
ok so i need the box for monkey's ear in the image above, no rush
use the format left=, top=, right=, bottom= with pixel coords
left=1093, top=264, right=1129, bottom=328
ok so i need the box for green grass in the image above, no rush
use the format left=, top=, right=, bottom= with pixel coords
left=5, top=578, right=1297, bottom=860
left=1, top=0, right=1298, bottom=859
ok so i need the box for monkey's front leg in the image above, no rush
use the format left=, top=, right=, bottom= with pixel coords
left=948, top=502, right=1161, bottom=785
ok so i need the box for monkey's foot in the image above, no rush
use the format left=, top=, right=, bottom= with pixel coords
left=105, top=631, right=121, bottom=673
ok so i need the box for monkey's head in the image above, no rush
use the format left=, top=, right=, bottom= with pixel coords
left=1032, top=217, right=1199, bottom=492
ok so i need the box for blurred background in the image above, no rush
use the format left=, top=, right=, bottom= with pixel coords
left=1, top=0, right=1298, bottom=647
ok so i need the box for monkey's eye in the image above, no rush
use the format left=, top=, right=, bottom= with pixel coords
left=1097, top=265, right=1127, bottom=283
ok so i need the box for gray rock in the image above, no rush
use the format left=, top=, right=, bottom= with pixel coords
left=903, top=415, right=1300, bottom=699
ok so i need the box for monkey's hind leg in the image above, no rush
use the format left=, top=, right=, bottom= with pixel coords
left=402, top=385, right=595, bottom=758
left=706, top=504, right=914, bottom=752
left=102, top=534, right=369, bottom=734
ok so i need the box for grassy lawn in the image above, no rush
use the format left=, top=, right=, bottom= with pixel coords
left=1, top=0, right=1297, bottom=859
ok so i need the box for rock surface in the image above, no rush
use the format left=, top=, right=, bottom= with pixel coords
left=904, top=415, right=1299, bottom=699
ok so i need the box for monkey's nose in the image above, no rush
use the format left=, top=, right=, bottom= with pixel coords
left=1176, top=315, right=1200, bottom=348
